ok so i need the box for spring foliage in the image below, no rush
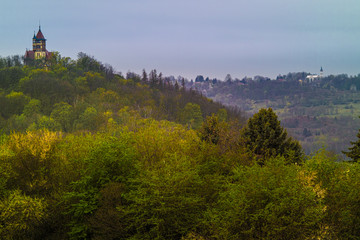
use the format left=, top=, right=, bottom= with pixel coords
left=0, top=54, right=360, bottom=239
left=0, top=122, right=359, bottom=239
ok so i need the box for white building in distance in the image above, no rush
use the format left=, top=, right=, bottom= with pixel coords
left=305, top=67, right=323, bottom=83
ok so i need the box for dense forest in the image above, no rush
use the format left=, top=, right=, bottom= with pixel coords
left=1, top=53, right=360, bottom=239
left=191, top=72, right=360, bottom=156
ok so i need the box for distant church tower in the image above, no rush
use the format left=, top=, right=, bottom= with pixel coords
left=25, top=25, right=52, bottom=63
left=320, top=66, right=324, bottom=79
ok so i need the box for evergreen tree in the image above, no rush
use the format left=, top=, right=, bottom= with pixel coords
left=343, top=121, right=360, bottom=162
left=242, top=108, right=303, bottom=165
left=141, top=69, right=148, bottom=82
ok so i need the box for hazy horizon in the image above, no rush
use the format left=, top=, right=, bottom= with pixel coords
left=1, top=0, right=359, bottom=80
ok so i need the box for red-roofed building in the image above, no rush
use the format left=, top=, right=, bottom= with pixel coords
left=36, top=29, right=45, bottom=40
left=25, top=26, right=53, bottom=64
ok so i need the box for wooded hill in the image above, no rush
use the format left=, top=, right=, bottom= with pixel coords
left=1, top=54, right=360, bottom=239
left=0, top=53, right=244, bottom=133
left=191, top=73, right=360, bottom=156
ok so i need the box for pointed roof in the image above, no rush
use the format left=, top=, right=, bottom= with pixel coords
left=320, top=66, right=323, bottom=72
left=35, top=26, right=45, bottom=40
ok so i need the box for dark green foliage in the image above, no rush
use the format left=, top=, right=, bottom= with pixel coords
left=64, top=134, right=136, bottom=239
left=0, top=91, right=30, bottom=118
left=87, top=182, right=130, bottom=240
left=76, top=52, right=103, bottom=73
left=0, top=55, right=23, bottom=68
left=50, top=102, right=74, bottom=132
left=181, top=103, right=203, bottom=129
left=0, top=66, right=25, bottom=89
left=19, top=70, right=75, bottom=114
left=242, top=108, right=303, bottom=164
left=125, top=155, right=205, bottom=240
left=343, top=120, right=360, bottom=162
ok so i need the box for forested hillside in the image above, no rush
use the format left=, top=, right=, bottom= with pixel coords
left=191, top=73, right=360, bottom=156
left=0, top=53, right=244, bottom=133
left=1, top=54, right=360, bottom=239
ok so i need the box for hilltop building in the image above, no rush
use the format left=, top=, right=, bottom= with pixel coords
left=305, top=67, right=324, bottom=83
left=305, top=74, right=319, bottom=83
left=24, top=26, right=53, bottom=64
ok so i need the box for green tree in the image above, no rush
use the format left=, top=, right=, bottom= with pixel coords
left=0, top=190, right=47, bottom=239
left=19, top=69, right=75, bottom=114
left=0, top=66, right=25, bottom=89
left=50, top=102, right=73, bottom=131
left=82, top=72, right=106, bottom=91
left=198, top=114, right=223, bottom=144
left=4, top=91, right=30, bottom=118
left=87, top=182, right=130, bottom=240
left=7, top=99, right=43, bottom=131
left=23, top=99, right=41, bottom=117
left=0, top=135, right=11, bottom=198
left=306, top=150, right=360, bottom=239
left=181, top=103, right=203, bottom=129
left=76, top=52, right=103, bottom=73
left=343, top=119, right=360, bottom=162
left=64, top=134, right=136, bottom=239
left=125, top=153, right=205, bottom=240
left=74, top=106, right=99, bottom=131
left=4, top=130, right=62, bottom=196
left=242, top=108, right=303, bottom=165
left=207, top=158, right=324, bottom=239
left=34, top=115, right=62, bottom=131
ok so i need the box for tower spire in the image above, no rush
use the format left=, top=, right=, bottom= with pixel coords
left=25, top=23, right=53, bottom=65
left=320, top=66, right=324, bottom=79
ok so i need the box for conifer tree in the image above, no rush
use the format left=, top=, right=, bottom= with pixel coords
left=343, top=122, right=360, bottom=162
left=242, top=108, right=303, bottom=165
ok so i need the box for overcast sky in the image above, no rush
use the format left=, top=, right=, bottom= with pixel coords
left=1, top=0, right=359, bottom=80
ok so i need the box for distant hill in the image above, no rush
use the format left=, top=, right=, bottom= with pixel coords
left=190, top=72, right=360, bottom=156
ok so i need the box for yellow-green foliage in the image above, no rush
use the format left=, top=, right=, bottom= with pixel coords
left=7, top=130, right=60, bottom=160
left=134, top=119, right=200, bottom=167
left=305, top=150, right=360, bottom=239
left=4, top=130, right=62, bottom=195
left=0, top=190, right=47, bottom=239
left=207, top=157, right=324, bottom=240
left=0, top=124, right=358, bottom=240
